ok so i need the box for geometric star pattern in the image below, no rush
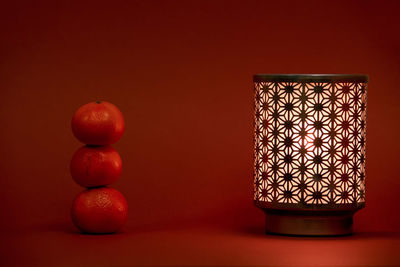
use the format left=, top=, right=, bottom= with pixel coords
left=254, top=81, right=367, bottom=205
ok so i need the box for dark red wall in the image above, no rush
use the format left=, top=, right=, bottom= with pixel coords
left=1, top=0, right=399, bottom=233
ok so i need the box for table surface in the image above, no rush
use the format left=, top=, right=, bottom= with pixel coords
left=2, top=222, right=400, bottom=267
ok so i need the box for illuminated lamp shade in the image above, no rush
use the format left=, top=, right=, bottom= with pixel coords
left=253, top=74, right=368, bottom=236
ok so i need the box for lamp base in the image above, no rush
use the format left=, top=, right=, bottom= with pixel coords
left=264, top=209, right=354, bottom=236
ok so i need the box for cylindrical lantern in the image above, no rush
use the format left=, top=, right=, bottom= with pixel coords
left=253, top=74, right=367, bottom=236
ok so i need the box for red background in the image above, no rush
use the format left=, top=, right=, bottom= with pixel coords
left=1, top=0, right=400, bottom=266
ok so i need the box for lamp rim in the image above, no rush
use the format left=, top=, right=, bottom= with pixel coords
left=253, top=74, right=368, bottom=83
left=254, top=200, right=365, bottom=212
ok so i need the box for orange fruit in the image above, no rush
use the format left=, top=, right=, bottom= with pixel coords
left=71, top=101, right=125, bottom=145
left=71, top=187, right=128, bottom=234
left=70, top=145, right=122, bottom=188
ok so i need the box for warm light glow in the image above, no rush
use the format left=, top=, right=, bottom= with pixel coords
left=254, top=80, right=367, bottom=205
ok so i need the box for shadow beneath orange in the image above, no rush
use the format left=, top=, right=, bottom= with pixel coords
left=30, top=221, right=127, bottom=236
left=31, top=220, right=198, bottom=236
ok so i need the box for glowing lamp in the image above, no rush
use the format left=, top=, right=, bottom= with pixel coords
left=253, top=74, right=367, bottom=236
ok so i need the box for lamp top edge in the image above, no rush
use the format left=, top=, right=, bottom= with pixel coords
left=253, top=74, right=369, bottom=83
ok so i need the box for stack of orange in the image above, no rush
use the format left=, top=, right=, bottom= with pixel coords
left=70, top=101, right=128, bottom=234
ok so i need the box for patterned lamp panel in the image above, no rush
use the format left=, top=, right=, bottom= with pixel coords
left=254, top=81, right=367, bottom=208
